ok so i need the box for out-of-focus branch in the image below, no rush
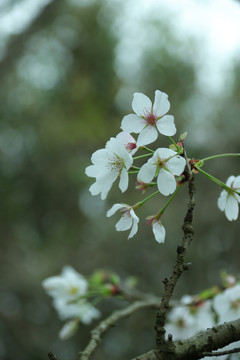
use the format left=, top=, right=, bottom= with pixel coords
left=79, top=297, right=160, bottom=360
left=48, top=352, right=58, bottom=360
left=155, top=145, right=195, bottom=354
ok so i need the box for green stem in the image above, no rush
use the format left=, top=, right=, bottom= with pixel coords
left=142, top=146, right=154, bottom=153
left=201, top=153, right=240, bottom=162
left=168, top=136, right=179, bottom=150
left=133, top=153, right=153, bottom=160
left=158, top=186, right=181, bottom=215
left=136, top=190, right=160, bottom=207
left=128, top=171, right=139, bottom=174
left=130, top=166, right=140, bottom=170
left=195, top=166, right=240, bottom=196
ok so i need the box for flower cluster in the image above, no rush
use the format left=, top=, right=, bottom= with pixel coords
left=42, top=266, right=101, bottom=339
left=86, top=89, right=240, bottom=241
left=165, top=283, right=240, bottom=360
left=86, top=90, right=185, bottom=243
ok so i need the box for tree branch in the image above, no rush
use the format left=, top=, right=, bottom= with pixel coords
left=155, top=147, right=195, bottom=352
left=132, top=317, right=240, bottom=359
left=201, top=347, right=240, bottom=357
left=79, top=297, right=160, bottom=360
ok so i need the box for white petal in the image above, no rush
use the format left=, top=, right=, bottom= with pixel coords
left=157, top=170, right=176, bottom=196
left=80, top=303, right=101, bottom=324
left=217, top=190, right=228, bottom=211
left=42, top=277, right=67, bottom=296
left=89, top=180, right=112, bottom=200
left=59, top=320, right=78, bottom=340
left=89, top=182, right=102, bottom=196
left=167, top=156, right=186, bottom=176
left=225, top=195, right=239, bottom=221
left=156, top=115, right=176, bottom=136
left=226, top=175, right=235, bottom=187
left=97, top=170, right=118, bottom=186
left=85, top=165, right=98, bottom=178
left=107, top=203, right=125, bottom=217
left=119, top=168, right=129, bottom=192
left=156, top=147, right=177, bottom=160
left=91, top=149, right=107, bottom=164
left=138, top=162, right=156, bottom=183
left=116, top=131, right=136, bottom=145
left=152, top=221, right=166, bottom=243
left=137, top=126, right=158, bottom=146
left=130, top=208, right=138, bottom=221
left=61, top=266, right=84, bottom=282
left=105, top=137, right=122, bottom=155
left=132, top=92, right=152, bottom=116
left=116, top=214, right=132, bottom=231
left=233, top=176, right=240, bottom=189
left=122, top=151, right=133, bottom=170
left=153, top=90, right=170, bottom=117
left=128, top=217, right=139, bottom=238
left=121, top=114, right=146, bottom=133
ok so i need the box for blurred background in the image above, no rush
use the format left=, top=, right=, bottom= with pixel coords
left=1, top=0, right=240, bottom=359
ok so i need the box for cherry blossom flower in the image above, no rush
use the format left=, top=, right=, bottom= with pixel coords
left=85, top=137, right=133, bottom=200
left=116, top=131, right=138, bottom=155
left=42, top=266, right=101, bottom=325
left=147, top=216, right=166, bottom=243
left=106, top=203, right=139, bottom=239
left=165, top=296, right=214, bottom=340
left=54, top=297, right=101, bottom=323
left=137, top=148, right=186, bottom=196
left=213, top=284, right=240, bottom=324
left=42, top=266, right=88, bottom=301
left=217, top=175, right=240, bottom=221
left=121, top=90, right=176, bottom=146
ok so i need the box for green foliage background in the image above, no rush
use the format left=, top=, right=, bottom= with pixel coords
left=0, top=0, right=240, bottom=359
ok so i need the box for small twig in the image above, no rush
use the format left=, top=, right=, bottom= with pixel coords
left=155, top=145, right=195, bottom=351
left=201, top=347, right=240, bottom=357
left=79, top=298, right=160, bottom=360
left=48, top=352, right=58, bottom=360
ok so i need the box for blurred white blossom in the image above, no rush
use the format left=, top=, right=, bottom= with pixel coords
left=42, top=266, right=88, bottom=301
left=213, top=284, right=240, bottom=324
left=42, top=266, right=101, bottom=327
left=165, top=296, right=214, bottom=340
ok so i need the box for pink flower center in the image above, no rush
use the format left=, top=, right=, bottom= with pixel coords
left=120, top=207, right=131, bottom=218
left=126, top=142, right=137, bottom=151
left=144, top=111, right=157, bottom=126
